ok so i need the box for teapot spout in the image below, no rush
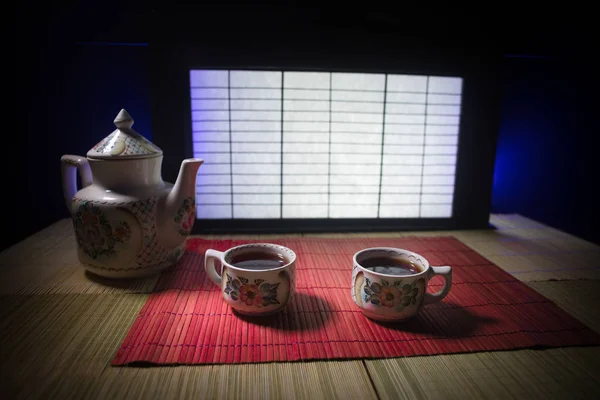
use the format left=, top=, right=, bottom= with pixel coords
left=158, top=158, right=203, bottom=249
left=167, top=158, right=204, bottom=210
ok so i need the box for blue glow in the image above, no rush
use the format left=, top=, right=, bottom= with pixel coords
left=491, top=59, right=590, bottom=242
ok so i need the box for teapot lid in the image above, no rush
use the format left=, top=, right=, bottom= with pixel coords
left=87, top=109, right=163, bottom=159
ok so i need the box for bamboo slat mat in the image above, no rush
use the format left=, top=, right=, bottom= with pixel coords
left=1, top=214, right=599, bottom=399
left=113, top=236, right=600, bottom=365
left=365, top=346, right=600, bottom=399
left=1, top=284, right=599, bottom=399
left=527, top=280, right=600, bottom=333
left=0, top=293, right=377, bottom=399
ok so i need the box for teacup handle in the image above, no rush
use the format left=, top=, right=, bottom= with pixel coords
left=205, top=249, right=225, bottom=286
left=424, top=266, right=452, bottom=305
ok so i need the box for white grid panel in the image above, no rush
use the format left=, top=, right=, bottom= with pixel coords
left=190, top=70, right=462, bottom=219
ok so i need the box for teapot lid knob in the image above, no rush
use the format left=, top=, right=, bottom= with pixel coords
left=114, top=109, right=134, bottom=130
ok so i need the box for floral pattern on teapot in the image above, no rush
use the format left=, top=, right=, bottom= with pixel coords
left=174, top=197, right=196, bottom=236
left=72, top=201, right=132, bottom=259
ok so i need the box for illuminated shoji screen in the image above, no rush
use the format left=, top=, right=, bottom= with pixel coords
left=190, top=70, right=462, bottom=219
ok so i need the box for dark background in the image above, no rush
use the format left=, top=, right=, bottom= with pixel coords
left=10, top=2, right=599, bottom=252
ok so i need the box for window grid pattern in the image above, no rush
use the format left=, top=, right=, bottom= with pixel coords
left=190, top=70, right=462, bottom=219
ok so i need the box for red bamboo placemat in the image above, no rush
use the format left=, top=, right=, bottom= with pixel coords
left=112, top=237, right=600, bottom=365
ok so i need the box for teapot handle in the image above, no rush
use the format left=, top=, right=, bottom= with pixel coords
left=61, top=155, right=93, bottom=210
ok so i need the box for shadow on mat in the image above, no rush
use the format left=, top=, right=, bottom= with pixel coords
left=233, top=292, right=331, bottom=331
left=371, top=301, right=499, bottom=337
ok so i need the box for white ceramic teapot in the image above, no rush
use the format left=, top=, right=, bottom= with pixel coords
left=61, top=109, right=203, bottom=278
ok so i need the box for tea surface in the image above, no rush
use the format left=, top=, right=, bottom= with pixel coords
left=229, top=251, right=287, bottom=270
left=360, top=256, right=422, bottom=276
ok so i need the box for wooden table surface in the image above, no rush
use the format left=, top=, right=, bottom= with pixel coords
left=1, top=214, right=599, bottom=399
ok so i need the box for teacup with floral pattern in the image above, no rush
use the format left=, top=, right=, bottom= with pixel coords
left=205, top=243, right=296, bottom=316
left=352, top=248, right=452, bottom=322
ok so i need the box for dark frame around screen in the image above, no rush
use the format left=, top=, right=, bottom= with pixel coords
left=148, top=37, right=503, bottom=234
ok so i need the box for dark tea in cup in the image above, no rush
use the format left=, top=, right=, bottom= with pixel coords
left=359, top=256, right=423, bottom=276
left=229, top=251, right=288, bottom=270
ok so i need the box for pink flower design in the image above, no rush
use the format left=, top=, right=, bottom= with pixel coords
left=182, top=211, right=195, bottom=231
left=380, top=286, right=401, bottom=308
left=239, top=284, right=264, bottom=306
